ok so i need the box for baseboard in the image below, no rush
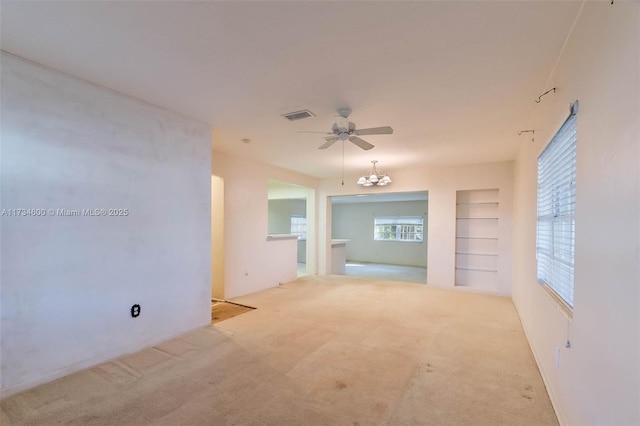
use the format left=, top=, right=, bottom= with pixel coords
left=512, top=300, right=568, bottom=426
left=0, top=320, right=211, bottom=400
left=427, top=282, right=512, bottom=297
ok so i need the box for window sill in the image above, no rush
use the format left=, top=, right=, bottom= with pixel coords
left=539, top=283, right=573, bottom=320
left=373, top=240, right=424, bottom=243
left=266, top=234, right=299, bottom=241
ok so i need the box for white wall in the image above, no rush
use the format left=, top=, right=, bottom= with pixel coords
left=267, top=181, right=311, bottom=200
left=212, top=151, right=318, bottom=298
left=332, top=200, right=428, bottom=267
left=268, top=198, right=307, bottom=263
left=511, top=2, right=639, bottom=424
left=319, top=161, right=514, bottom=295
left=268, top=199, right=306, bottom=235
left=0, top=54, right=212, bottom=396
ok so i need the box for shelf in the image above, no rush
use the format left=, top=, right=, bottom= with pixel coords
left=456, top=202, right=499, bottom=206
left=455, top=266, right=498, bottom=273
left=456, top=189, right=500, bottom=289
left=456, top=252, right=498, bottom=256
left=455, top=236, right=498, bottom=240
left=266, top=234, right=298, bottom=241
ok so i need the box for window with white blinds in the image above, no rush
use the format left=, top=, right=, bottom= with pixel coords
left=374, top=217, right=424, bottom=242
left=290, top=216, right=307, bottom=239
left=536, top=101, right=578, bottom=309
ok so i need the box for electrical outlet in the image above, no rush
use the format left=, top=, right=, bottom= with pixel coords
left=555, top=347, right=560, bottom=368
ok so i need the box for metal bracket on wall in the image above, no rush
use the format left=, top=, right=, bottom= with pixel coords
left=535, top=87, right=556, bottom=104
left=518, top=129, right=535, bottom=142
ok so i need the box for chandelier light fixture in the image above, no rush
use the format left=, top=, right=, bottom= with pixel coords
left=357, top=160, right=392, bottom=187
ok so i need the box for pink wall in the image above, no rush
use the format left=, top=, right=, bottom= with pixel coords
left=511, top=2, right=639, bottom=424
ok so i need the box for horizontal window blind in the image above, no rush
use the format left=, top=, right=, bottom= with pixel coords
left=374, top=216, right=424, bottom=242
left=536, top=103, right=577, bottom=308
left=374, top=217, right=423, bottom=226
left=290, top=216, right=307, bottom=239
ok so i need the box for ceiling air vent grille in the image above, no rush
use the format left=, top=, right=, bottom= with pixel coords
left=282, top=110, right=315, bottom=121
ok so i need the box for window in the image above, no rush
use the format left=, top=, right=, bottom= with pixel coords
left=374, top=217, right=423, bottom=242
left=536, top=101, right=578, bottom=309
left=290, top=216, right=307, bottom=240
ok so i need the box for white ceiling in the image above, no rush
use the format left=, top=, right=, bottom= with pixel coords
left=1, top=1, right=581, bottom=179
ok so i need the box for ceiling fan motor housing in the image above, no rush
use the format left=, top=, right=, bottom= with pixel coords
left=316, top=108, right=391, bottom=151
left=334, top=116, right=350, bottom=133
left=332, top=120, right=356, bottom=140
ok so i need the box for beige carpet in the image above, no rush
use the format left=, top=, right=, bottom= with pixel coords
left=345, top=262, right=427, bottom=284
left=1, top=276, right=558, bottom=425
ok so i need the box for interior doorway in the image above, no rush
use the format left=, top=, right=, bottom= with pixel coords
left=211, top=175, right=224, bottom=300
left=331, top=191, right=428, bottom=284
left=267, top=180, right=315, bottom=277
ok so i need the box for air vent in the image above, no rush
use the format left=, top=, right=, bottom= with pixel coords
left=281, top=110, right=315, bottom=121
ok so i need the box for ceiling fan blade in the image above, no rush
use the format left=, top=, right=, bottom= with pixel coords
left=349, top=136, right=374, bottom=151
left=318, top=137, right=339, bottom=150
left=354, top=126, right=393, bottom=136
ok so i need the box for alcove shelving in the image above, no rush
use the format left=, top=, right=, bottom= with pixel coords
left=455, top=189, right=499, bottom=290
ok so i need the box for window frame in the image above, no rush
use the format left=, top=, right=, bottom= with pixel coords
left=290, top=215, right=307, bottom=240
left=373, top=216, right=424, bottom=242
left=536, top=100, right=578, bottom=313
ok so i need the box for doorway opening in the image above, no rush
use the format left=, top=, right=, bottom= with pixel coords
left=330, top=191, right=428, bottom=284
left=211, top=175, right=225, bottom=304
left=268, top=180, right=315, bottom=277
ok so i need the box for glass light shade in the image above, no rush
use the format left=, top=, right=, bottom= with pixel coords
left=358, top=161, right=391, bottom=187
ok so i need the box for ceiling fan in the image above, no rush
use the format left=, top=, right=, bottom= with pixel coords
left=304, top=108, right=393, bottom=151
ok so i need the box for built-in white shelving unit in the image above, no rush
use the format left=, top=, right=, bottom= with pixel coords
left=455, top=189, right=499, bottom=290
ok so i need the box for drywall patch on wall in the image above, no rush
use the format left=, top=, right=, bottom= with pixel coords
left=0, top=53, right=212, bottom=395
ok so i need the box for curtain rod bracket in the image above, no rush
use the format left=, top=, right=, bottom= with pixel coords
left=518, top=129, right=535, bottom=142
left=517, top=130, right=535, bottom=136
left=535, top=87, right=556, bottom=104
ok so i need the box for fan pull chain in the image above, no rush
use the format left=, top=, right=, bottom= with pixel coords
left=341, top=140, right=345, bottom=186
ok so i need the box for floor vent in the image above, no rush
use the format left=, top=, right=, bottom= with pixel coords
left=282, top=110, right=315, bottom=121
